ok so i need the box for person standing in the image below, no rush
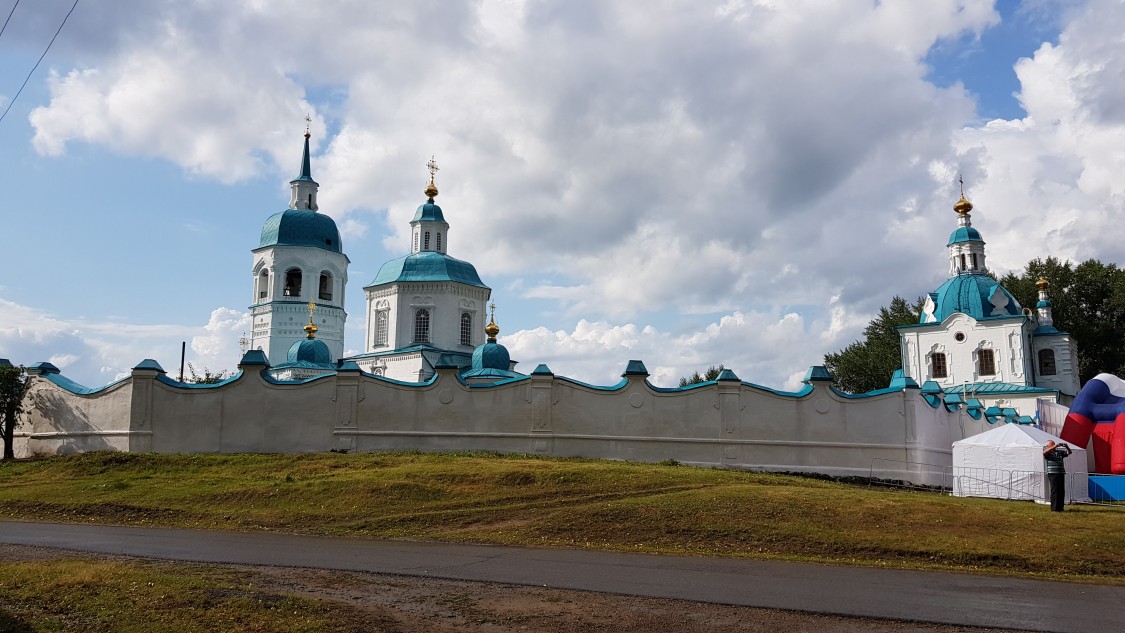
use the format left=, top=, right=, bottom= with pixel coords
left=1043, top=440, right=1072, bottom=512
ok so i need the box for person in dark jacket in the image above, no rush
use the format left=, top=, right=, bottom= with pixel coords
left=1043, top=440, right=1072, bottom=512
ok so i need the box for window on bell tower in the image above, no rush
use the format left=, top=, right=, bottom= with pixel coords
left=436, top=232, right=442, bottom=251
left=319, top=273, right=333, bottom=301
left=284, top=269, right=302, bottom=298
left=1038, top=349, right=1057, bottom=376
left=375, top=310, right=389, bottom=347
left=257, top=270, right=269, bottom=300
left=424, top=231, right=431, bottom=250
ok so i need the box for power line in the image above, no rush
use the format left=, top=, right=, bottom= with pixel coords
left=0, top=1, right=20, bottom=40
left=0, top=0, right=80, bottom=125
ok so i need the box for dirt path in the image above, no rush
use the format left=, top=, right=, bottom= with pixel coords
left=2, top=545, right=1029, bottom=632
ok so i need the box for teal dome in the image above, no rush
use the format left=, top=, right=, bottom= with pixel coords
left=368, top=252, right=489, bottom=288
left=472, top=341, right=510, bottom=371
left=287, top=338, right=332, bottom=365
left=259, top=209, right=342, bottom=253
left=412, top=201, right=447, bottom=224
left=947, top=226, right=983, bottom=245
left=926, top=274, right=1022, bottom=323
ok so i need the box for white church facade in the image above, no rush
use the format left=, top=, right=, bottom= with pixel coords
left=898, top=191, right=1080, bottom=417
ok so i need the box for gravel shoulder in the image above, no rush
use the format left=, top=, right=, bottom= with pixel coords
left=2, top=544, right=1031, bottom=633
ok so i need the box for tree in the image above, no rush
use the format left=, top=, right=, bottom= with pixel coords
left=186, top=363, right=231, bottom=385
left=678, top=364, right=725, bottom=387
left=0, top=362, right=32, bottom=461
left=999, top=257, right=1125, bottom=383
left=823, top=296, right=923, bottom=394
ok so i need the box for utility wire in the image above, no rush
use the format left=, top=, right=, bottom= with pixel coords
left=0, top=0, right=80, bottom=125
left=0, top=0, right=20, bottom=40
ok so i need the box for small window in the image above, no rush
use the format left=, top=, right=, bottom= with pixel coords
left=970, top=253, right=978, bottom=270
left=436, top=232, right=442, bottom=251
left=460, top=312, right=472, bottom=346
left=284, top=268, right=302, bottom=297
left=424, top=231, right=431, bottom=250
left=932, top=353, right=948, bottom=379
left=954, top=332, right=966, bottom=342
left=319, top=273, right=333, bottom=301
left=414, top=232, right=419, bottom=251
left=375, top=310, right=388, bottom=347
left=414, top=309, right=431, bottom=343
left=1038, top=349, right=1057, bottom=376
left=978, top=349, right=996, bottom=376
left=959, top=253, right=967, bottom=271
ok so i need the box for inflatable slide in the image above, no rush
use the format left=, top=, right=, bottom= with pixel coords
left=1061, top=373, right=1125, bottom=474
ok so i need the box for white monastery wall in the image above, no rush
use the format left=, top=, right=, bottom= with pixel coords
left=18, top=360, right=997, bottom=486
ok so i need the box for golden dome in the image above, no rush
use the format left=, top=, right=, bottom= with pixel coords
left=303, top=321, right=318, bottom=339
left=953, top=194, right=973, bottom=215
left=424, top=180, right=439, bottom=199
left=1036, top=277, right=1050, bottom=291
left=484, top=318, right=500, bottom=340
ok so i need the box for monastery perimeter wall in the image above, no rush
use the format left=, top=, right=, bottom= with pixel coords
left=16, top=358, right=991, bottom=486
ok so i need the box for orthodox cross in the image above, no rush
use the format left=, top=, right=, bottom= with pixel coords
left=305, top=113, right=312, bottom=134
left=959, top=174, right=965, bottom=196
left=307, top=301, right=316, bottom=322
left=489, top=302, right=496, bottom=321
left=427, top=155, right=440, bottom=183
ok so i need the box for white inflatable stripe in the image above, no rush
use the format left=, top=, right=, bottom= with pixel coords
left=1091, top=373, right=1125, bottom=398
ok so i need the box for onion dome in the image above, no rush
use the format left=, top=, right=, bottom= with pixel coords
left=287, top=337, right=332, bottom=364
left=472, top=311, right=510, bottom=371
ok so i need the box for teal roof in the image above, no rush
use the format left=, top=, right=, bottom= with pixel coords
left=367, top=252, right=488, bottom=288
left=292, top=133, right=316, bottom=184
left=471, top=341, right=510, bottom=371
left=412, top=200, right=447, bottom=224
left=287, top=338, right=333, bottom=365
left=945, top=382, right=1056, bottom=395
left=924, top=273, right=1022, bottom=322
left=947, top=226, right=983, bottom=245
left=1036, top=299, right=1052, bottom=308
left=259, top=209, right=342, bottom=253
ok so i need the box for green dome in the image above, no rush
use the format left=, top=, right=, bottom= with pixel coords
left=412, top=201, right=447, bottom=224
left=368, top=252, right=488, bottom=288
left=259, top=209, right=342, bottom=253
left=926, top=274, right=1022, bottom=323
left=947, top=226, right=983, bottom=245
left=287, top=338, right=332, bottom=365
left=472, top=341, right=510, bottom=371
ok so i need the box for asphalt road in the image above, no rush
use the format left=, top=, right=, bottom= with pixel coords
left=1, top=520, right=1120, bottom=633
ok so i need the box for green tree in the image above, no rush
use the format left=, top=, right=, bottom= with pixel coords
left=823, top=296, right=923, bottom=394
left=999, top=257, right=1125, bottom=383
left=0, top=361, right=32, bottom=461
left=678, top=364, right=725, bottom=387
left=186, top=363, right=231, bottom=385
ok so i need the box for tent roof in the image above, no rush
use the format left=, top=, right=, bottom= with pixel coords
left=953, top=423, right=1084, bottom=450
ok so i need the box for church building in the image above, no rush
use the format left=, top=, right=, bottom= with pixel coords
left=249, top=132, right=516, bottom=383
left=897, top=190, right=1080, bottom=416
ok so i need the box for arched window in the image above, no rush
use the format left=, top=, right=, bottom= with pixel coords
left=424, top=231, right=431, bottom=250
left=959, top=253, right=967, bottom=271
left=970, top=253, right=978, bottom=270
left=460, top=312, right=472, bottom=346
left=414, top=309, right=431, bottom=343
left=375, top=310, right=389, bottom=347
left=257, top=270, right=269, bottom=300
left=319, top=273, right=333, bottom=301
left=284, top=268, right=302, bottom=297
left=436, top=232, right=442, bottom=251
left=1038, top=349, right=1057, bottom=376
left=978, top=348, right=996, bottom=376
left=414, top=232, right=419, bottom=252
left=931, top=352, right=948, bottom=379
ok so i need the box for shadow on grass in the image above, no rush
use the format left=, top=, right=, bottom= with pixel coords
left=0, top=608, right=36, bottom=632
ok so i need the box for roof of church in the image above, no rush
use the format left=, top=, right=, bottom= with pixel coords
left=367, top=251, right=489, bottom=288
left=259, top=208, right=342, bottom=253
left=412, top=200, right=448, bottom=224
left=471, top=341, right=510, bottom=371
left=947, top=226, right=983, bottom=245
left=945, top=382, right=1057, bottom=395
left=924, top=273, right=1023, bottom=323
left=286, top=337, right=333, bottom=365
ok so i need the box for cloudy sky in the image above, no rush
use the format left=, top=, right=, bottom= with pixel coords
left=1, top=0, right=1121, bottom=390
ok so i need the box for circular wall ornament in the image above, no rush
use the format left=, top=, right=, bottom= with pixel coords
left=438, top=388, right=454, bottom=404
left=629, top=393, right=645, bottom=408
left=815, top=398, right=831, bottom=414
left=954, top=332, right=966, bottom=342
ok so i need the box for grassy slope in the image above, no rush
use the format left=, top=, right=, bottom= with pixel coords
left=0, top=452, right=1122, bottom=583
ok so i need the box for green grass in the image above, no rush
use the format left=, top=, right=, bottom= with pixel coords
left=1, top=451, right=1122, bottom=583
left=0, top=557, right=369, bottom=632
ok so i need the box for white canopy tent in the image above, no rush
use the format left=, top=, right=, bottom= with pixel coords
left=952, top=424, right=1089, bottom=503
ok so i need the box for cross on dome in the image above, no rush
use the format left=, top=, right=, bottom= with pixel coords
left=424, top=156, right=440, bottom=200
left=304, top=301, right=319, bottom=339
